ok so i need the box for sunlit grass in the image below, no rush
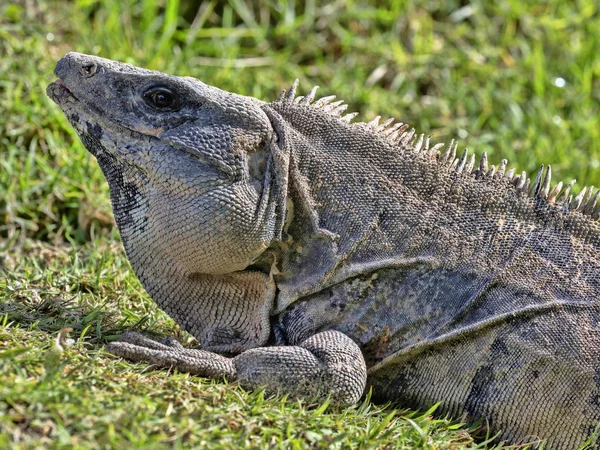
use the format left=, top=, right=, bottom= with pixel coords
left=1, top=0, right=599, bottom=448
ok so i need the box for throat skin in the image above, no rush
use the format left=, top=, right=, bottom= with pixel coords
left=86, top=128, right=280, bottom=354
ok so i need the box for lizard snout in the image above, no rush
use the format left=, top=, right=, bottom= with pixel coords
left=54, top=52, right=102, bottom=85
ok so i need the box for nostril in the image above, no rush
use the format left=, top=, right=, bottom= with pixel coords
left=79, top=63, right=98, bottom=77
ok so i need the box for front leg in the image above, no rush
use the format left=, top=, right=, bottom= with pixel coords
left=106, top=330, right=367, bottom=405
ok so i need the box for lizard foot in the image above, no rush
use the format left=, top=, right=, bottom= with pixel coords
left=105, top=332, right=236, bottom=379
left=106, top=330, right=366, bottom=406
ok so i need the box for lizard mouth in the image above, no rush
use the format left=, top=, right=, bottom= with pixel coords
left=47, top=77, right=164, bottom=142
left=47, top=78, right=79, bottom=107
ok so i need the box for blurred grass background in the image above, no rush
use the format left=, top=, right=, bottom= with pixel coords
left=1, top=0, right=599, bottom=448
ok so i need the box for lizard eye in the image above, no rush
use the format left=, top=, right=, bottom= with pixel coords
left=143, top=87, right=178, bottom=110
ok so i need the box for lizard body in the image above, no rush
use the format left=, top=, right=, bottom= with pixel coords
left=47, top=53, right=600, bottom=448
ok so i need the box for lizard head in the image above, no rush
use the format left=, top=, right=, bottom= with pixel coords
left=47, top=52, right=286, bottom=276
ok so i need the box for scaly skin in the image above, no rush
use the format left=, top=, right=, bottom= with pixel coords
left=48, top=53, right=600, bottom=449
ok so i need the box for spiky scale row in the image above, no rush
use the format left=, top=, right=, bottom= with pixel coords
left=278, top=81, right=357, bottom=123
left=367, top=116, right=382, bottom=128
left=302, top=86, right=319, bottom=105
left=275, top=81, right=600, bottom=220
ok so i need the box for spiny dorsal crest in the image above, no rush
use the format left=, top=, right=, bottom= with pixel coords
left=275, top=81, right=600, bottom=221
left=276, top=80, right=354, bottom=122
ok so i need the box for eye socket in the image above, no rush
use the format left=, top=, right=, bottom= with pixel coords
left=143, top=87, right=179, bottom=110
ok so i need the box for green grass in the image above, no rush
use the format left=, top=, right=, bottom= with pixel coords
left=1, top=0, right=599, bottom=448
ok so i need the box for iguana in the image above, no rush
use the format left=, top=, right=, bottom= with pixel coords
left=47, top=52, right=600, bottom=449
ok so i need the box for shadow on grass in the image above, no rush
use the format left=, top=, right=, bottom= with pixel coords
left=1, top=293, right=121, bottom=344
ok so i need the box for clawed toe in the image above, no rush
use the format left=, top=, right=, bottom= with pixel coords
left=105, top=334, right=236, bottom=379
left=104, top=340, right=162, bottom=362
left=113, top=332, right=178, bottom=351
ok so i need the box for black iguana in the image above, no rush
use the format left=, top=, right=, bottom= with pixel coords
left=47, top=52, right=600, bottom=449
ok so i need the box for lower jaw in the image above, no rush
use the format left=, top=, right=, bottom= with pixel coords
left=46, top=80, right=78, bottom=107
